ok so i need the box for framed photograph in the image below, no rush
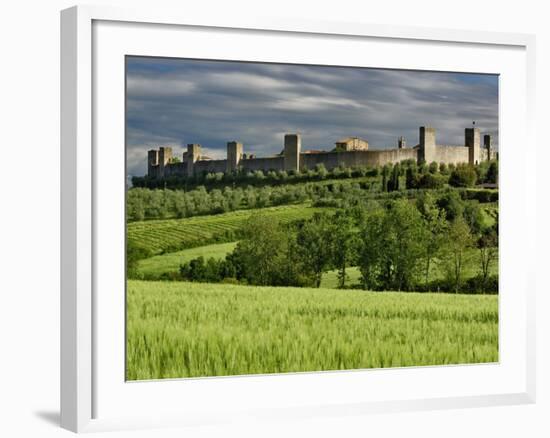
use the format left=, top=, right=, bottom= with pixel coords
left=61, top=5, right=536, bottom=433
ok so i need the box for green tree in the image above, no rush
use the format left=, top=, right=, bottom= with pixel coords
left=417, top=173, right=445, bottom=189
left=449, top=164, right=477, bottom=187
left=126, top=240, right=151, bottom=278
left=478, top=226, right=498, bottom=290
left=437, top=189, right=465, bottom=222
left=330, top=211, right=357, bottom=288
left=358, top=200, right=425, bottom=291
left=416, top=192, right=448, bottom=289
left=383, top=200, right=426, bottom=290
left=486, top=161, right=498, bottom=184
left=463, top=201, right=485, bottom=236
left=387, top=163, right=401, bottom=192
left=357, top=208, right=385, bottom=290
left=442, top=217, right=474, bottom=293
left=297, top=213, right=334, bottom=287
left=232, top=215, right=288, bottom=286
left=405, top=165, right=418, bottom=189
left=381, top=164, right=390, bottom=192
left=185, top=256, right=207, bottom=282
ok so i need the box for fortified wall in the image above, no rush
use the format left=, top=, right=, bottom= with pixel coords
left=147, top=126, right=494, bottom=178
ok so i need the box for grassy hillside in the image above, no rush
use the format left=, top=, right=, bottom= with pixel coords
left=127, top=280, right=498, bottom=380
left=137, top=242, right=238, bottom=278
left=320, top=248, right=499, bottom=290
left=128, top=203, right=327, bottom=255
left=135, top=241, right=497, bottom=288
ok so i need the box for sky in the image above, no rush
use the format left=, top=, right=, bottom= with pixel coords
left=126, top=56, right=498, bottom=177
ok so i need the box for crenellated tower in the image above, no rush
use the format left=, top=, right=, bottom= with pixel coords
left=186, top=144, right=201, bottom=176
left=227, top=141, right=243, bottom=172
left=284, top=134, right=301, bottom=172
left=418, top=127, right=436, bottom=164
left=465, top=128, right=481, bottom=165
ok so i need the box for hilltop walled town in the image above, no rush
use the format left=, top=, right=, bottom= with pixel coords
left=146, top=126, right=494, bottom=178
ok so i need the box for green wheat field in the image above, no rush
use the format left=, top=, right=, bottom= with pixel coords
left=126, top=280, right=498, bottom=380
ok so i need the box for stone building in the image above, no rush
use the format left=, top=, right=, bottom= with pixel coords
left=334, top=136, right=369, bottom=151
left=146, top=126, right=494, bottom=178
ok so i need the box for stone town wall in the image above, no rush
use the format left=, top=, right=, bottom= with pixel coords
left=432, top=145, right=470, bottom=165
left=240, top=156, right=284, bottom=172
left=193, top=159, right=227, bottom=174
left=162, top=162, right=187, bottom=177
left=146, top=127, right=494, bottom=178
left=300, top=148, right=418, bottom=170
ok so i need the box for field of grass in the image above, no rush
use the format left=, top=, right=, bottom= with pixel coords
left=137, top=242, right=238, bottom=278
left=320, top=248, right=498, bottom=289
left=126, top=280, right=498, bottom=380
left=136, top=241, right=497, bottom=287
left=128, top=203, right=326, bottom=255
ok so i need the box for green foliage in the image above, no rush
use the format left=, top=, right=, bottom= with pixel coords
left=436, top=189, right=465, bottom=222
left=357, top=200, right=426, bottom=291
left=381, top=164, right=390, bottom=192
left=441, top=217, right=475, bottom=293
left=231, top=215, right=292, bottom=286
left=387, top=163, right=401, bottom=191
left=126, top=240, right=153, bottom=278
left=127, top=280, right=498, bottom=379
left=136, top=242, right=237, bottom=279
left=477, top=226, right=498, bottom=288
left=296, top=213, right=335, bottom=287
left=449, top=164, right=477, bottom=187
left=405, top=164, right=418, bottom=189
left=127, top=204, right=324, bottom=255
left=459, top=188, right=498, bottom=203
left=129, top=160, right=497, bottom=222
left=416, top=173, right=446, bottom=189
left=486, top=161, right=498, bottom=184
left=330, top=211, right=357, bottom=288
left=416, top=192, right=449, bottom=289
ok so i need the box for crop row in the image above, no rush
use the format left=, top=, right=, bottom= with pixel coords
left=126, top=280, right=499, bottom=380
left=128, top=204, right=325, bottom=254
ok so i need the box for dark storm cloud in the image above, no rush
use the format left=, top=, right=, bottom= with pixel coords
left=126, top=57, right=498, bottom=176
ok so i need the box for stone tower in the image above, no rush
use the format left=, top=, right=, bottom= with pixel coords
left=484, top=134, right=492, bottom=161
left=465, top=128, right=481, bottom=165
left=418, top=127, right=436, bottom=164
left=398, top=136, right=406, bottom=149
left=227, top=141, right=243, bottom=172
left=147, top=149, right=159, bottom=177
left=158, top=147, right=172, bottom=178
left=187, top=144, right=201, bottom=176
left=284, top=134, right=301, bottom=172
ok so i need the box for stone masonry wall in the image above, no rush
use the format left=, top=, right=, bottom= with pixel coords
left=301, top=148, right=418, bottom=170
left=241, top=156, right=284, bottom=172
left=193, top=159, right=227, bottom=174
left=146, top=127, right=492, bottom=178
left=433, top=145, right=470, bottom=165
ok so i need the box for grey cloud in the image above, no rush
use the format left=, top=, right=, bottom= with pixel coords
left=126, top=57, right=498, bottom=176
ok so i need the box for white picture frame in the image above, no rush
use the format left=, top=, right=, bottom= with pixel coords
left=60, top=4, right=536, bottom=433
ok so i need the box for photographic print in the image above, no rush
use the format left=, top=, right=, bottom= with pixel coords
left=125, top=57, right=499, bottom=381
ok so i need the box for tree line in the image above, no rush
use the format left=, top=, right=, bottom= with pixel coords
left=127, top=168, right=498, bottom=222
left=132, top=160, right=498, bottom=191
left=176, top=192, right=498, bottom=294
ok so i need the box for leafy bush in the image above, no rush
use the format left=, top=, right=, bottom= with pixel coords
left=416, top=173, right=446, bottom=189
left=459, top=189, right=498, bottom=203
left=449, top=165, right=477, bottom=188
